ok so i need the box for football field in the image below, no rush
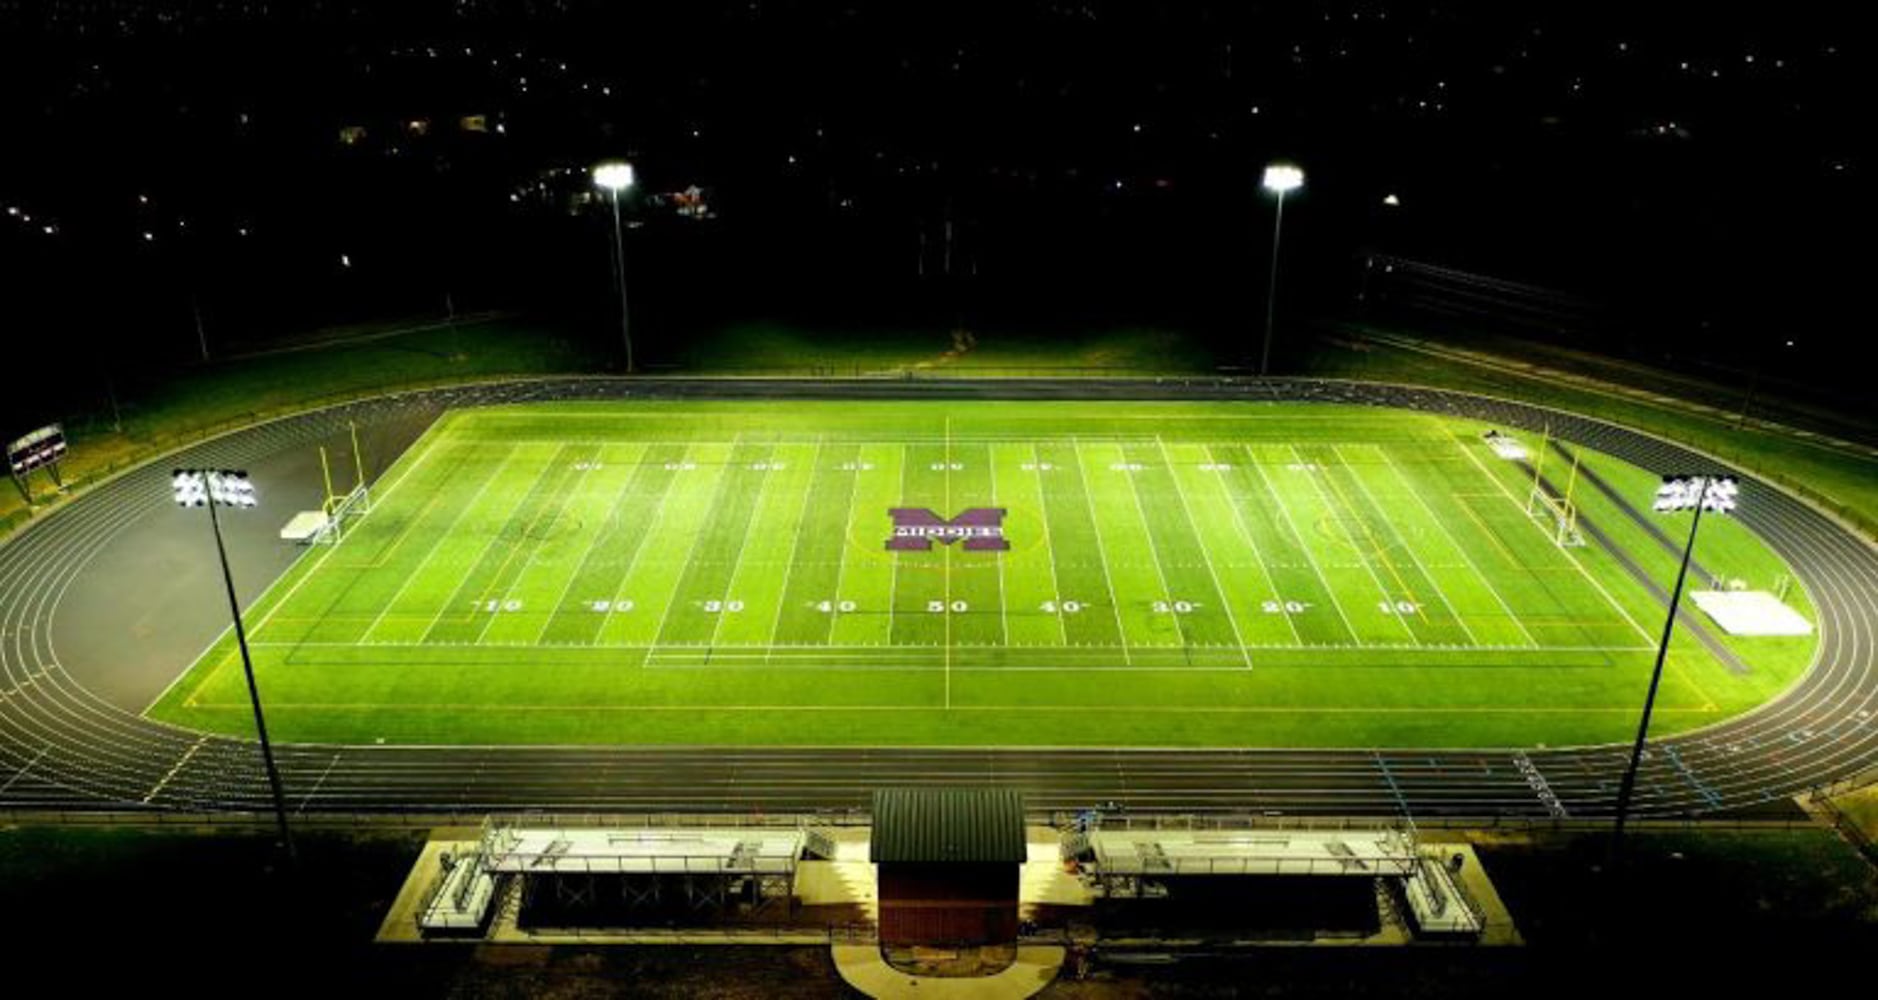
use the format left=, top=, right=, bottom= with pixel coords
left=149, top=400, right=1814, bottom=748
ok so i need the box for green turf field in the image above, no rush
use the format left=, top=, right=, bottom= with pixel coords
left=148, top=400, right=1818, bottom=747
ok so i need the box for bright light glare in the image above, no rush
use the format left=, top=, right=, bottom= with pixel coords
left=592, top=161, right=635, bottom=192
left=1262, top=163, right=1305, bottom=194
left=1653, top=475, right=1738, bottom=514
left=1382, top=193, right=1401, bottom=206
left=172, top=469, right=258, bottom=508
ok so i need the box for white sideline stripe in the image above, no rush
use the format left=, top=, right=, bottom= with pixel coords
left=246, top=641, right=1654, bottom=653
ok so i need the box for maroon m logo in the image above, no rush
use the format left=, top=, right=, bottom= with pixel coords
left=886, top=508, right=1010, bottom=551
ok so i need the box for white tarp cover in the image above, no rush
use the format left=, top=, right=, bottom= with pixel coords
left=1690, top=590, right=1813, bottom=636
left=279, top=510, right=330, bottom=542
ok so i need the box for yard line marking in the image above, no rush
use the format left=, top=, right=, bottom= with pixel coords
left=468, top=442, right=604, bottom=644
left=357, top=442, right=524, bottom=642
left=1069, top=437, right=1137, bottom=657
left=815, top=444, right=867, bottom=648
left=1291, top=443, right=1425, bottom=646
left=646, top=433, right=744, bottom=650
left=1028, top=443, right=1071, bottom=646
left=704, top=439, right=784, bottom=649
left=944, top=416, right=952, bottom=709
left=1331, top=444, right=1479, bottom=646
left=1200, top=443, right=1302, bottom=645
left=760, top=439, right=826, bottom=651
left=1450, top=432, right=1658, bottom=645
left=1156, top=435, right=1253, bottom=668
left=1372, top=444, right=1538, bottom=648
left=527, top=442, right=649, bottom=644
left=985, top=438, right=1012, bottom=648
left=595, top=443, right=692, bottom=642
left=1089, top=437, right=1193, bottom=649
left=1247, top=449, right=1364, bottom=645
left=414, top=442, right=568, bottom=641
left=886, top=443, right=911, bottom=657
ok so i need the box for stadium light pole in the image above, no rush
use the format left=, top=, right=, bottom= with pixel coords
left=173, top=469, right=297, bottom=865
left=592, top=161, right=636, bottom=373
left=1610, top=474, right=1738, bottom=862
left=1258, top=162, right=1304, bottom=376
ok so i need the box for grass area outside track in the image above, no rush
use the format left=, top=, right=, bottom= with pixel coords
left=148, top=399, right=1814, bottom=748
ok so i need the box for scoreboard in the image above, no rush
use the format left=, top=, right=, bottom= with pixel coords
left=7, top=424, right=66, bottom=477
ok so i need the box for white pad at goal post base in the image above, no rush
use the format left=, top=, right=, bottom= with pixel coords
left=280, top=510, right=331, bottom=543
left=1690, top=591, right=1813, bottom=636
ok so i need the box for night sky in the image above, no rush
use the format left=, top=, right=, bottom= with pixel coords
left=0, top=2, right=1864, bottom=428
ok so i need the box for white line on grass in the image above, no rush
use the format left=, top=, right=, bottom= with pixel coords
left=1331, top=443, right=1479, bottom=646
left=1371, top=444, right=1539, bottom=648
left=1199, top=443, right=1302, bottom=645
left=1088, top=437, right=1195, bottom=651
left=469, top=442, right=603, bottom=644
left=704, top=437, right=785, bottom=649
left=645, top=433, right=742, bottom=649
left=595, top=442, right=691, bottom=643
left=985, top=438, right=1012, bottom=647
left=759, top=439, right=824, bottom=653
left=527, top=442, right=649, bottom=644
left=1027, top=443, right=1071, bottom=645
left=413, top=443, right=564, bottom=642
left=1450, top=433, right=1659, bottom=645
left=1247, top=449, right=1365, bottom=645
left=1289, top=443, right=1424, bottom=646
left=816, top=443, right=867, bottom=647
left=354, top=441, right=525, bottom=642
left=1068, top=438, right=1136, bottom=662
left=1155, top=435, right=1253, bottom=668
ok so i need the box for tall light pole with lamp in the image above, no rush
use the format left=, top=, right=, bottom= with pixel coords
left=1258, top=162, right=1304, bottom=376
left=173, top=468, right=296, bottom=863
left=592, top=161, right=636, bottom=373
left=1609, top=473, right=1739, bottom=861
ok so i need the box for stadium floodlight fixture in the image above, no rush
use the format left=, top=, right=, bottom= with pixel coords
left=592, top=160, right=636, bottom=373
left=592, top=161, right=635, bottom=192
left=171, top=466, right=295, bottom=864
left=1261, top=163, right=1305, bottom=194
left=1612, top=473, right=1739, bottom=864
left=1258, top=161, right=1304, bottom=376
left=172, top=469, right=257, bottom=509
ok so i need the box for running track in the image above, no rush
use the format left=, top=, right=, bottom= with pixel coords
left=2, top=378, right=1873, bottom=820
